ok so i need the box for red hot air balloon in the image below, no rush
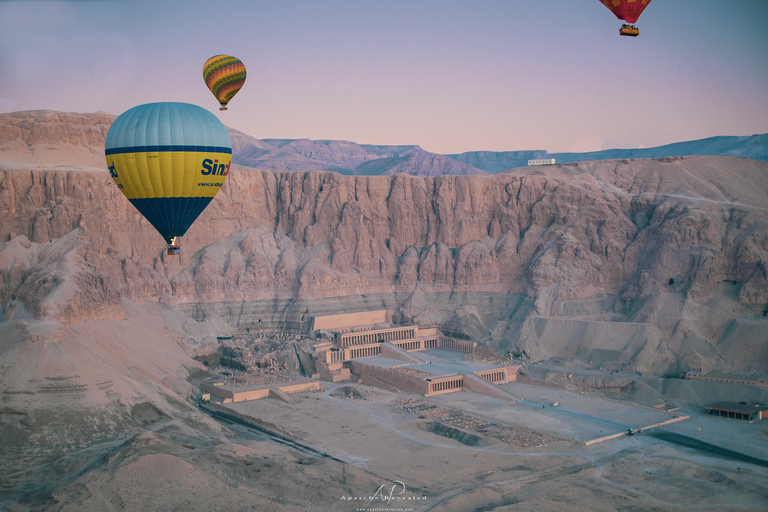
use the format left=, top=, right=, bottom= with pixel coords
left=599, top=0, right=653, bottom=37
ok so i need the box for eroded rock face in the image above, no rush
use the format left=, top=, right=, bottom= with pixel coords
left=1, top=111, right=767, bottom=375
left=0, top=110, right=114, bottom=169
left=0, top=167, right=631, bottom=304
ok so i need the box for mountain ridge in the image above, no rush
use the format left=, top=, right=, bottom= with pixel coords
left=447, top=133, right=768, bottom=174
left=3, top=109, right=766, bottom=176
left=235, top=131, right=768, bottom=175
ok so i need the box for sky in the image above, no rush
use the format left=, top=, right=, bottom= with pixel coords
left=1, top=0, right=767, bottom=155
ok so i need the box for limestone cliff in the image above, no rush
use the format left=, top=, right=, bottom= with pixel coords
left=1, top=111, right=768, bottom=377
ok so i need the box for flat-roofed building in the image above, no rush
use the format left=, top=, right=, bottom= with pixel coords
left=202, top=377, right=322, bottom=403
left=311, top=310, right=389, bottom=332
left=704, top=402, right=768, bottom=422
left=527, top=158, right=556, bottom=166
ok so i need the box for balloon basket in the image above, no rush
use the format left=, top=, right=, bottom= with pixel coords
left=219, top=106, right=228, bottom=111
left=167, top=237, right=180, bottom=255
left=620, top=24, right=639, bottom=37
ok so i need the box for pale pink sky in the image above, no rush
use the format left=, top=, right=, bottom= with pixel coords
left=1, top=0, right=767, bottom=154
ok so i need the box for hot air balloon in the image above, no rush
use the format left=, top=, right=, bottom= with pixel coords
left=599, top=0, right=652, bottom=37
left=202, top=55, right=246, bottom=110
left=105, top=102, right=232, bottom=255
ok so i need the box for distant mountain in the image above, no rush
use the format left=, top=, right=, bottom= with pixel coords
left=448, top=133, right=768, bottom=174
left=231, top=132, right=418, bottom=173
left=550, top=133, right=768, bottom=165
left=445, top=150, right=548, bottom=173
left=3, top=110, right=764, bottom=177
left=257, top=138, right=417, bottom=172
left=233, top=130, right=768, bottom=176
left=353, top=147, right=484, bottom=176
left=230, top=131, right=484, bottom=176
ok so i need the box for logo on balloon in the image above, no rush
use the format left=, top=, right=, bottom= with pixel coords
left=108, top=162, right=118, bottom=178
left=201, top=158, right=230, bottom=176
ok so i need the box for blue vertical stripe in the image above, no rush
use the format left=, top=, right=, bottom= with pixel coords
left=129, top=197, right=214, bottom=244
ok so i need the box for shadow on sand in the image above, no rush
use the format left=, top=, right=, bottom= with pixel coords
left=650, top=432, right=768, bottom=469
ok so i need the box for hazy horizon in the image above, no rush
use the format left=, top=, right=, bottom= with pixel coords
left=1, top=0, right=767, bottom=155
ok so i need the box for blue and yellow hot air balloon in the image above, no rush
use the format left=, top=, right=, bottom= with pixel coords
left=105, top=102, right=231, bottom=254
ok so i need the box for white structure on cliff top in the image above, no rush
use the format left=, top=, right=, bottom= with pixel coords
left=528, top=158, right=556, bottom=166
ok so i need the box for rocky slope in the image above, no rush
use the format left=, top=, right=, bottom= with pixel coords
left=1, top=110, right=767, bottom=378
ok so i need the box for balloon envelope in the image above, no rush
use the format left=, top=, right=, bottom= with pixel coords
left=105, top=102, right=232, bottom=244
left=598, top=0, right=652, bottom=24
left=203, top=55, right=246, bottom=110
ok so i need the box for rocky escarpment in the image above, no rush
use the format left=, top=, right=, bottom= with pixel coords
left=1, top=112, right=768, bottom=376
left=2, top=155, right=768, bottom=375
left=0, top=110, right=115, bottom=169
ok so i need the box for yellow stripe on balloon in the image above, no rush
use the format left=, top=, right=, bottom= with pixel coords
left=106, top=150, right=231, bottom=199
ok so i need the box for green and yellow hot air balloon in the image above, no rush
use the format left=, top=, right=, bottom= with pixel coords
left=202, top=54, right=246, bottom=110
left=105, top=102, right=232, bottom=254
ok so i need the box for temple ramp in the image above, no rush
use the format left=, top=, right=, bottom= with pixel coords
left=462, top=373, right=521, bottom=402
left=381, top=342, right=427, bottom=364
left=269, top=388, right=296, bottom=404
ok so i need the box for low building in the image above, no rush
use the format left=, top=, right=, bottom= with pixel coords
left=527, top=158, right=556, bottom=166
left=202, top=376, right=322, bottom=403
left=704, top=402, right=768, bottom=422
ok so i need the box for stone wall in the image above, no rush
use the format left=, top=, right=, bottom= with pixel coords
left=311, top=310, right=388, bottom=332
left=349, top=361, right=430, bottom=395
